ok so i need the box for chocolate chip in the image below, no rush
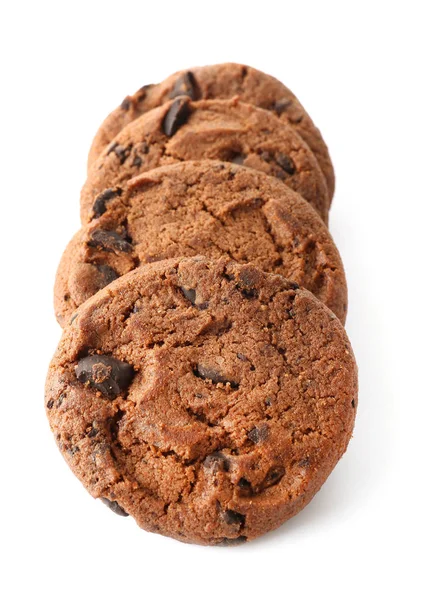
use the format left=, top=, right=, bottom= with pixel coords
left=139, top=142, right=149, bottom=154
left=87, top=427, right=98, bottom=438
left=132, top=154, right=142, bottom=167
left=262, top=466, right=285, bottom=489
left=259, top=150, right=272, bottom=163
left=247, top=424, right=269, bottom=444
left=272, top=99, right=293, bottom=115
left=236, top=270, right=259, bottom=299
left=289, top=282, right=300, bottom=290
left=101, top=498, right=129, bottom=517
left=203, top=452, right=230, bottom=472
left=92, top=187, right=123, bottom=219
left=120, top=97, right=131, bottom=110
left=223, top=510, right=245, bottom=527
left=351, top=399, right=356, bottom=408
left=88, top=230, right=133, bottom=254
left=107, top=142, right=132, bottom=164
left=46, top=399, right=54, bottom=409
left=131, top=142, right=149, bottom=168
left=238, top=478, right=253, bottom=495
left=163, top=98, right=192, bottom=137
left=260, top=149, right=296, bottom=177
left=238, top=286, right=258, bottom=299
left=298, top=458, right=310, bottom=467
left=222, top=269, right=235, bottom=282
left=117, top=144, right=132, bottom=164
left=169, top=71, right=199, bottom=100
left=275, top=169, right=288, bottom=180
left=275, top=153, right=296, bottom=175
left=108, top=409, right=125, bottom=441
left=136, top=83, right=153, bottom=100
left=96, top=264, right=119, bottom=286
left=193, top=364, right=239, bottom=389
left=75, top=355, right=135, bottom=400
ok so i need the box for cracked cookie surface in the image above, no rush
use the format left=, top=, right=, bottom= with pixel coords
left=81, top=98, right=329, bottom=223
left=56, top=161, right=347, bottom=326
left=87, top=63, right=335, bottom=198
left=46, top=256, right=357, bottom=545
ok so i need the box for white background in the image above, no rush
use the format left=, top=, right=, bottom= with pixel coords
left=1, top=1, right=430, bottom=598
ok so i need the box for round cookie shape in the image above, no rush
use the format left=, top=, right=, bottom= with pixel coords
left=81, top=98, right=330, bottom=224
left=87, top=63, right=335, bottom=198
left=55, top=161, right=347, bottom=326
left=46, top=256, right=358, bottom=546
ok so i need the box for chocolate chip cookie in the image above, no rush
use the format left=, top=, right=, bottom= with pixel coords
left=87, top=63, right=335, bottom=198
left=81, top=98, right=329, bottom=224
left=55, top=161, right=347, bottom=326
left=46, top=256, right=358, bottom=545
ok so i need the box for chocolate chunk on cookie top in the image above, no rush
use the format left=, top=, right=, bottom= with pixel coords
left=56, top=161, right=347, bottom=327
left=46, top=256, right=358, bottom=546
left=81, top=98, right=329, bottom=224
left=87, top=63, right=335, bottom=198
left=75, top=355, right=134, bottom=400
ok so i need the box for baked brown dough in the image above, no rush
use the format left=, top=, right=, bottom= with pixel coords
left=87, top=63, right=335, bottom=197
left=81, top=98, right=329, bottom=224
left=55, top=161, right=347, bottom=326
left=46, top=256, right=357, bottom=545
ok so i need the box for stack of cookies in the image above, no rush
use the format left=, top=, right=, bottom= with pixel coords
left=46, top=63, right=358, bottom=546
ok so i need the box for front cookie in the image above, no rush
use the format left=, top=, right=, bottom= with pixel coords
left=46, top=256, right=357, bottom=545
